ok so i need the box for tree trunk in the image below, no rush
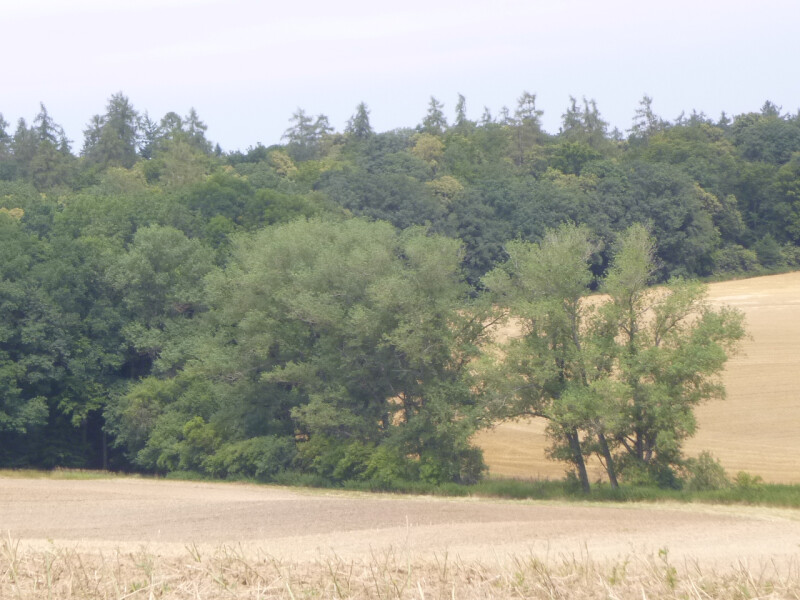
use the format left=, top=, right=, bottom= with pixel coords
left=567, top=429, right=591, bottom=493
left=597, top=432, right=619, bottom=488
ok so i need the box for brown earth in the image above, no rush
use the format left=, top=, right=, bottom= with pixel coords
left=1, top=477, right=799, bottom=572
left=474, top=271, right=800, bottom=483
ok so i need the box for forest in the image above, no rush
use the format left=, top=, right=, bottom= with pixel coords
left=0, top=92, right=795, bottom=488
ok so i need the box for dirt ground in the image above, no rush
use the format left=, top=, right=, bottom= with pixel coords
left=1, top=477, right=799, bottom=573
left=475, top=271, right=800, bottom=483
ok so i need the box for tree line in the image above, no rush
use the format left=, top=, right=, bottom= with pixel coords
left=1, top=90, right=785, bottom=487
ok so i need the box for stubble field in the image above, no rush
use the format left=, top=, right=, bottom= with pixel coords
left=1, top=477, right=800, bottom=598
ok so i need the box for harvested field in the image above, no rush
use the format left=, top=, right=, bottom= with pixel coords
left=1, top=477, right=799, bottom=598
left=475, top=271, right=800, bottom=484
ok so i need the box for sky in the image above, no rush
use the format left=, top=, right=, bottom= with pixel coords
left=3, top=0, right=799, bottom=152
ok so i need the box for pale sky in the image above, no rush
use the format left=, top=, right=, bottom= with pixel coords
left=3, top=0, right=799, bottom=152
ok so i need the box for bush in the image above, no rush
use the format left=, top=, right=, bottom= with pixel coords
left=164, top=470, right=206, bottom=481
left=684, top=451, right=730, bottom=491
left=711, top=244, right=758, bottom=273
left=204, top=436, right=296, bottom=481
left=754, top=234, right=785, bottom=268
left=331, top=441, right=373, bottom=481
left=734, top=471, right=764, bottom=491
left=617, top=458, right=682, bottom=490
left=364, top=445, right=418, bottom=486
left=782, top=243, right=800, bottom=267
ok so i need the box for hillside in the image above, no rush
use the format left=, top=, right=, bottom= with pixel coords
left=475, top=271, right=800, bottom=483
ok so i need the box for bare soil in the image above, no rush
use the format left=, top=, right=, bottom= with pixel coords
left=1, top=477, right=799, bottom=572
left=475, top=271, right=800, bottom=483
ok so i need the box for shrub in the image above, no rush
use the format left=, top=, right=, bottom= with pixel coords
left=734, top=471, right=764, bottom=491
left=684, top=451, right=730, bottom=491
left=331, top=441, right=373, bottom=481
left=711, top=244, right=758, bottom=273
left=754, top=234, right=785, bottom=268
left=205, top=436, right=296, bottom=481
left=164, top=470, right=206, bottom=481
left=179, top=417, right=220, bottom=472
left=364, top=445, right=418, bottom=486
left=617, top=457, right=682, bottom=490
left=782, top=243, right=800, bottom=267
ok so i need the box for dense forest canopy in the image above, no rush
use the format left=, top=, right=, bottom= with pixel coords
left=0, top=92, right=790, bottom=485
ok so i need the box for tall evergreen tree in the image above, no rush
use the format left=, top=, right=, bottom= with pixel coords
left=421, top=97, right=447, bottom=135
left=82, top=92, right=139, bottom=169
left=345, top=102, right=373, bottom=139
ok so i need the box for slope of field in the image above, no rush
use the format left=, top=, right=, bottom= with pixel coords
left=3, top=477, right=798, bottom=598
left=475, top=271, right=800, bottom=483
left=2, top=477, right=799, bottom=568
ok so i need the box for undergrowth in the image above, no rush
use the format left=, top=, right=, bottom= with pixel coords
left=3, top=468, right=800, bottom=508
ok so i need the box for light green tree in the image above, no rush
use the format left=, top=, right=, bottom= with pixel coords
left=480, top=224, right=600, bottom=492
left=600, top=224, right=746, bottom=483
left=481, top=223, right=746, bottom=490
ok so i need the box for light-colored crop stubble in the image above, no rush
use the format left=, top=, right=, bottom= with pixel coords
left=2, top=537, right=798, bottom=599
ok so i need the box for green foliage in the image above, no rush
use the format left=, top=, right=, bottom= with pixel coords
left=684, top=451, right=730, bottom=491
left=205, top=436, right=296, bottom=480
left=108, top=218, right=489, bottom=483
left=108, top=225, right=214, bottom=326
left=712, top=244, right=758, bottom=273
left=0, top=92, right=791, bottom=482
left=283, top=109, right=332, bottom=161
left=754, top=233, right=785, bottom=268
left=82, top=93, right=140, bottom=169
left=602, top=228, right=746, bottom=476
left=480, top=223, right=602, bottom=492
left=549, top=141, right=602, bottom=175
left=731, top=111, right=800, bottom=164
left=345, top=102, right=373, bottom=140
left=363, top=445, right=419, bottom=486
left=481, top=223, right=745, bottom=491
left=733, top=471, right=764, bottom=491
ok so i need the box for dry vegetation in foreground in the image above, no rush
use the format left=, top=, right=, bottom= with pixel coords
left=2, top=538, right=798, bottom=600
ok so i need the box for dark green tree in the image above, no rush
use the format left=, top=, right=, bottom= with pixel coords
left=345, top=102, right=373, bottom=140
left=109, top=219, right=489, bottom=483
left=421, top=96, right=447, bottom=135
left=82, top=93, right=140, bottom=169
left=283, top=109, right=333, bottom=161
left=512, top=91, right=545, bottom=166
left=559, top=96, right=608, bottom=149
left=629, top=95, right=667, bottom=142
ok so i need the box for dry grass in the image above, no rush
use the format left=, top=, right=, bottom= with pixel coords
left=2, top=536, right=798, bottom=599
left=476, top=271, right=800, bottom=484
